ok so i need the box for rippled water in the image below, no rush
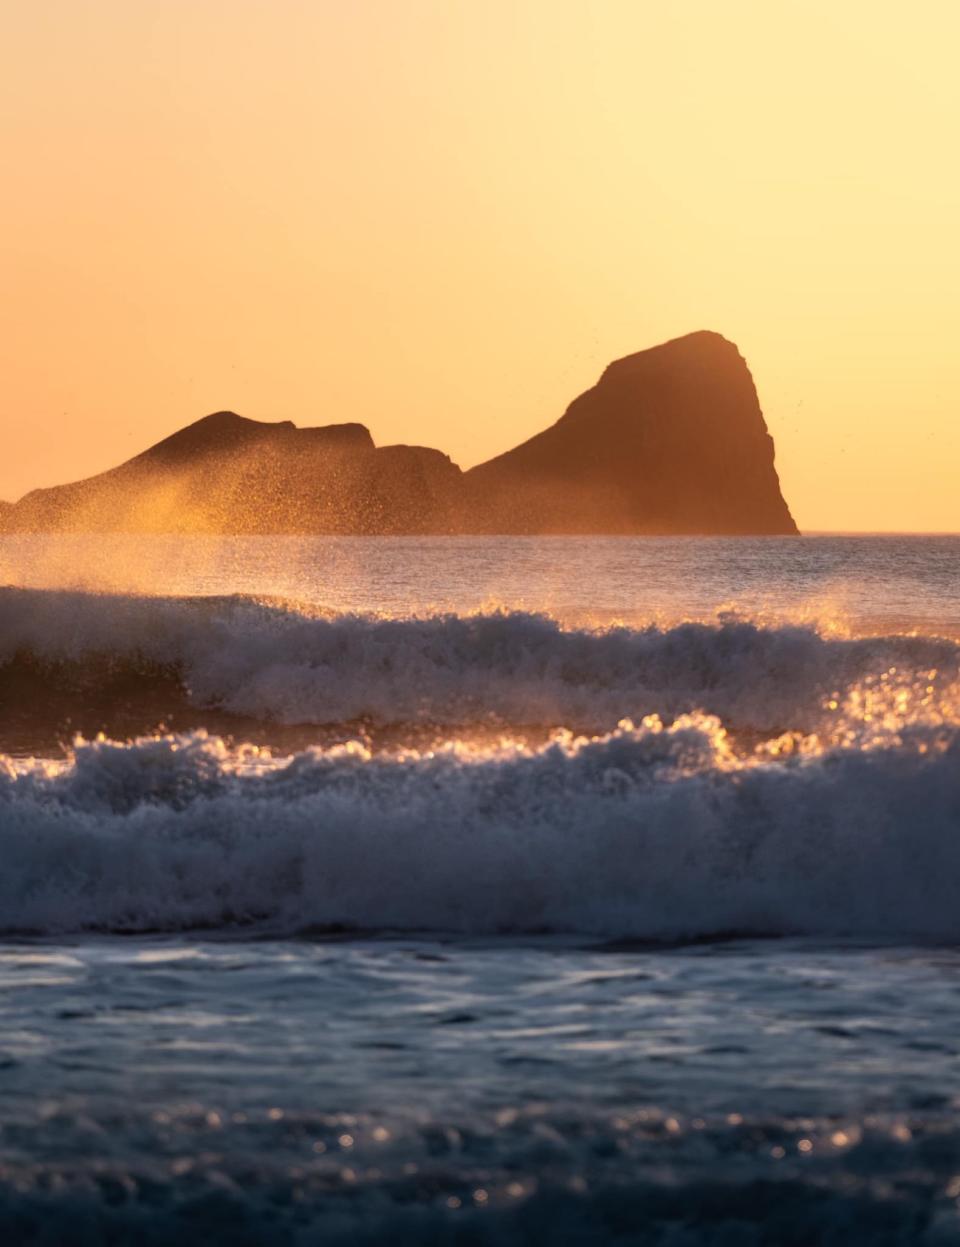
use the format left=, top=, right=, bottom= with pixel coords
left=2, top=534, right=960, bottom=1243
left=3, top=532, right=960, bottom=627
left=5, top=936, right=960, bottom=1244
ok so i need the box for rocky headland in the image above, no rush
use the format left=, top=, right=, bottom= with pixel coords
left=0, top=332, right=798, bottom=535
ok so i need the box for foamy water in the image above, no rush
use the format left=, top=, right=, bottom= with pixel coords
left=2, top=534, right=960, bottom=1243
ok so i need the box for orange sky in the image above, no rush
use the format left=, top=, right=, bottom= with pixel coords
left=1, top=0, right=958, bottom=532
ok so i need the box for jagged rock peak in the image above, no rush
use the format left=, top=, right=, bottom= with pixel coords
left=0, top=332, right=798, bottom=535
left=600, top=330, right=743, bottom=382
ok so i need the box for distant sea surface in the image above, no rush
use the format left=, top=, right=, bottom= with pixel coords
left=2, top=534, right=960, bottom=1245
left=4, top=531, right=960, bottom=627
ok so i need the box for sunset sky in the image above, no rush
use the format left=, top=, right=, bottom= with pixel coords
left=1, top=0, right=957, bottom=532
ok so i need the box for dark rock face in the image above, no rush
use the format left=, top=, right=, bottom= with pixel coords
left=2, top=415, right=460, bottom=535
left=0, top=332, right=797, bottom=535
left=135, top=411, right=375, bottom=469
left=464, top=331, right=797, bottom=534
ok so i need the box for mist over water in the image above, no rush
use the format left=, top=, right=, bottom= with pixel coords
left=3, top=532, right=960, bottom=628
left=3, top=534, right=960, bottom=1243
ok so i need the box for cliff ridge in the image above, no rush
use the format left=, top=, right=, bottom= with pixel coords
left=0, top=332, right=797, bottom=535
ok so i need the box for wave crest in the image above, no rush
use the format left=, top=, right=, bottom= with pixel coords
left=2, top=717, right=959, bottom=939
left=1, top=587, right=958, bottom=738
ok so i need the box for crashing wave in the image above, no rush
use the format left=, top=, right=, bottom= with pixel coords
left=1, top=715, right=959, bottom=939
left=1, top=586, right=957, bottom=736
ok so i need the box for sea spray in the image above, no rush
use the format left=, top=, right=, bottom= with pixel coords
left=1, top=716, right=959, bottom=939
left=1, top=587, right=958, bottom=735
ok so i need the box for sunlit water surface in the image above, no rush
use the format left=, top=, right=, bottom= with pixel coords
left=3, top=532, right=960, bottom=629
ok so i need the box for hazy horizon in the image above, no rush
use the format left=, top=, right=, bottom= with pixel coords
left=2, top=397, right=958, bottom=535
left=2, top=0, right=958, bottom=532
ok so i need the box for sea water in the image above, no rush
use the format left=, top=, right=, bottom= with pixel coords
left=1, top=535, right=960, bottom=1244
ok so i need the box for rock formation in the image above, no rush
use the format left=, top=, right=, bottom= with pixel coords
left=0, top=332, right=797, bottom=535
left=2, top=413, right=461, bottom=536
left=464, top=331, right=796, bottom=534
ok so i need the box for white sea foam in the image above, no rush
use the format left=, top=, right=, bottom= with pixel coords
left=1, top=586, right=958, bottom=734
left=3, top=587, right=959, bottom=939
left=1, top=717, right=959, bottom=939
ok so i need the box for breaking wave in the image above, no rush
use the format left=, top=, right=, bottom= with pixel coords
left=2, top=713, right=960, bottom=939
left=2, top=587, right=959, bottom=940
left=1, top=586, right=958, bottom=736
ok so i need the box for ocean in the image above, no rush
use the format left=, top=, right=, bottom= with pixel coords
left=1, top=534, right=960, bottom=1245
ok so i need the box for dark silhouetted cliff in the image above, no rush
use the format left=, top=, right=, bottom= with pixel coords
left=464, top=331, right=796, bottom=534
left=0, top=332, right=797, bottom=535
left=2, top=413, right=461, bottom=535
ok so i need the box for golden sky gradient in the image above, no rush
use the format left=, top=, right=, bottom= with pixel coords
left=1, top=0, right=958, bottom=532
